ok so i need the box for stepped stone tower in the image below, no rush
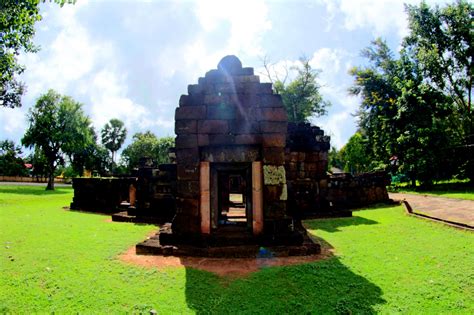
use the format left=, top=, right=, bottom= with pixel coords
left=159, top=55, right=315, bottom=252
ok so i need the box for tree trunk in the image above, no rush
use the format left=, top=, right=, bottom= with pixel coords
left=46, top=163, right=55, bottom=190
left=111, top=151, right=115, bottom=174
left=46, top=173, right=55, bottom=190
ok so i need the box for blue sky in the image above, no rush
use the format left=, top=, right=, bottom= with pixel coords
left=1, top=0, right=448, bottom=157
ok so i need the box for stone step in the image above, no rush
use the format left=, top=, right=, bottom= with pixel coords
left=136, top=238, right=320, bottom=258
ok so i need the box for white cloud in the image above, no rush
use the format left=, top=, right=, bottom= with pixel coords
left=153, top=0, right=272, bottom=93
left=19, top=28, right=110, bottom=97
left=18, top=0, right=113, bottom=97
left=261, top=48, right=360, bottom=149
left=15, top=1, right=166, bottom=141
left=316, top=111, right=356, bottom=149
left=9, top=0, right=431, bottom=152
left=256, top=48, right=350, bottom=89
left=88, top=70, right=173, bottom=132
left=340, top=0, right=409, bottom=37
left=196, top=0, right=271, bottom=56
left=319, top=0, right=447, bottom=39
left=0, top=108, right=27, bottom=141
left=255, top=58, right=301, bottom=84
left=310, top=48, right=342, bottom=74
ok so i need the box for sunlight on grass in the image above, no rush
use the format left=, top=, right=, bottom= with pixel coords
left=0, top=185, right=190, bottom=313
left=305, top=207, right=474, bottom=313
left=1, top=185, right=473, bottom=313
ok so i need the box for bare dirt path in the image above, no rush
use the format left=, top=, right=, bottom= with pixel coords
left=390, top=193, right=474, bottom=229
left=119, top=245, right=333, bottom=277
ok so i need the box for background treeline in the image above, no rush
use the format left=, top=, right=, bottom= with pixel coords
left=0, top=90, right=174, bottom=189
left=330, top=0, right=473, bottom=187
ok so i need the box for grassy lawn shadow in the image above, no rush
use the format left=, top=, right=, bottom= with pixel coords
left=353, top=201, right=401, bottom=210
left=304, top=215, right=379, bottom=233
left=183, top=256, right=386, bottom=314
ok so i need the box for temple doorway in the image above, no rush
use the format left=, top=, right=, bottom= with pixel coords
left=211, top=163, right=252, bottom=231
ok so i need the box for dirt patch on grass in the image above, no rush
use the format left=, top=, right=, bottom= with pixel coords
left=119, top=245, right=333, bottom=277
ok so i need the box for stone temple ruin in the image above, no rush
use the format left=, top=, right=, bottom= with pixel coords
left=70, top=56, right=390, bottom=257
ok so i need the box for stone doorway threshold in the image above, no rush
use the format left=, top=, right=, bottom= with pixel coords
left=136, top=234, right=321, bottom=258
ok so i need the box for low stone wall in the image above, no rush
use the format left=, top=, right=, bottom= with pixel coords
left=132, top=163, right=177, bottom=221
left=71, top=162, right=177, bottom=220
left=327, top=171, right=390, bottom=209
left=70, top=177, right=136, bottom=213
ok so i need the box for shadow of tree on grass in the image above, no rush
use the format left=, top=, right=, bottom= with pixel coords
left=184, top=256, right=385, bottom=314
left=304, top=215, right=379, bottom=233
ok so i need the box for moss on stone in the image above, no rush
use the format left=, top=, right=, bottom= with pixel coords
left=263, top=165, right=286, bottom=185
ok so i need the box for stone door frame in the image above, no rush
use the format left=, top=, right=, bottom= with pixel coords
left=200, top=161, right=263, bottom=235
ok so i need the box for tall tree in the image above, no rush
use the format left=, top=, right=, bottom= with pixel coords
left=101, top=118, right=127, bottom=165
left=349, top=38, right=399, bottom=166
left=350, top=39, right=452, bottom=186
left=264, top=56, right=330, bottom=122
left=22, top=89, right=93, bottom=190
left=392, top=52, right=452, bottom=186
left=0, top=0, right=73, bottom=108
left=121, top=132, right=174, bottom=171
left=404, top=0, right=473, bottom=134
left=404, top=0, right=474, bottom=181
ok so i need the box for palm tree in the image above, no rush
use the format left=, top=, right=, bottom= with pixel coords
left=101, top=118, right=127, bottom=167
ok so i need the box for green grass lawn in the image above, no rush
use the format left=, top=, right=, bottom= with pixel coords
left=1, top=185, right=473, bottom=313
left=398, top=190, right=474, bottom=200
left=390, top=180, right=474, bottom=200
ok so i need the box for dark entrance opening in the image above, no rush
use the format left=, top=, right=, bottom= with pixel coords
left=211, top=163, right=252, bottom=231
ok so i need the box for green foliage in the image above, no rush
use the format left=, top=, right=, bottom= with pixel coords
left=339, top=132, right=371, bottom=174
left=349, top=38, right=399, bottom=166
left=22, top=89, right=93, bottom=189
left=350, top=38, right=454, bottom=186
left=121, top=131, right=174, bottom=171
left=70, top=136, right=110, bottom=177
left=59, top=164, right=75, bottom=180
left=404, top=0, right=473, bottom=130
left=404, top=0, right=474, bottom=181
left=1, top=186, right=472, bottom=313
left=154, top=136, right=175, bottom=165
left=0, top=140, right=27, bottom=176
left=101, top=118, right=127, bottom=164
left=328, top=146, right=344, bottom=172
left=272, top=57, right=330, bottom=122
left=26, top=147, right=48, bottom=179
left=0, top=0, right=74, bottom=108
left=0, top=0, right=40, bottom=107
